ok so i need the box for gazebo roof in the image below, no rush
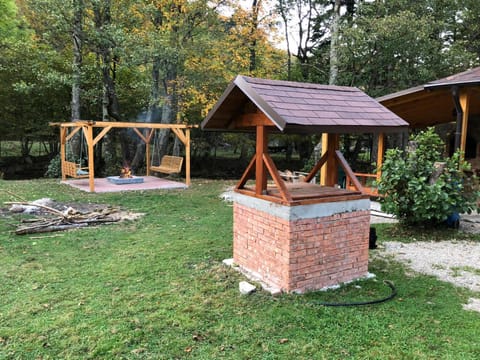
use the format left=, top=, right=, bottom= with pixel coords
left=201, top=76, right=408, bottom=134
left=378, top=66, right=480, bottom=128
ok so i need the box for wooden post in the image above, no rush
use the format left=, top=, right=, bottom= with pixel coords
left=186, top=128, right=191, bottom=186
left=376, top=132, right=385, bottom=181
left=60, top=127, right=67, bottom=181
left=320, top=133, right=328, bottom=185
left=85, top=125, right=95, bottom=192
left=460, top=90, right=471, bottom=159
left=255, top=125, right=268, bottom=195
left=324, top=133, right=339, bottom=186
left=145, top=129, right=154, bottom=177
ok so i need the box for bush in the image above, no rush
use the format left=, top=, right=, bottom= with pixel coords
left=45, top=153, right=61, bottom=178
left=377, top=128, right=479, bottom=226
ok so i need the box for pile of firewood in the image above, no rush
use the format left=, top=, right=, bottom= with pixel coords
left=5, top=200, right=142, bottom=235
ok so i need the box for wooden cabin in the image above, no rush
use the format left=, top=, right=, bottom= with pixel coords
left=378, top=66, right=480, bottom=171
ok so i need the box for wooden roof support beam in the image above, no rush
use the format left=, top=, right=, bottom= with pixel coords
left=65, top=126, right=82, bottom=142
left=460, top=90, right=471, bottom=159
left=93, top=126, right=112, bottom=146
left=255, top=125, right=268, bottom=195
left=263, top=153, right=292, bottom=203
left=229, top=113, right=274, bottom=129
left=322, top=134, right=339, bottom=187
left=376, top=133, right=385, bottom=182
left=304, top=151, right=328, bottom=184
left=335, top=150, right=364, bottom=193
left=235, top=155, right=256, bottom=191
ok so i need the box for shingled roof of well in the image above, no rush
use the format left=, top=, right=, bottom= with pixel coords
left=201, top=76, right=408, bottom=134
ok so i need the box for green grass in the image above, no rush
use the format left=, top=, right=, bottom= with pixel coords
left=0, top=179, right=479, bottom=359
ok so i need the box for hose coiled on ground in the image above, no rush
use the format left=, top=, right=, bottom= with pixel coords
left=311, top=280, right=397, bottom=307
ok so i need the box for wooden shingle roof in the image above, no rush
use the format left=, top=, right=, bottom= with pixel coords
left=201, top=76, right=408, bottom=134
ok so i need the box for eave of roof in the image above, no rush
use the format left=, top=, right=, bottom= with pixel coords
left=377, top=66, right=480, bottom=128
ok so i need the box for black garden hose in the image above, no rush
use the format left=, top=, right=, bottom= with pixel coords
left=310, top=280, right=397, bottom=307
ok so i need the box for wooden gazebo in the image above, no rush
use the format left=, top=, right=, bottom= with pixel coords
left=201, top=75, right=408, bottom=204
left=378, top=66, right=480, bottom=159
left=50, top=121, right=196, bottom=192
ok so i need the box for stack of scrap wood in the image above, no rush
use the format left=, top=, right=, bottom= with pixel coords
left=5, top=199, right=143, bottom=235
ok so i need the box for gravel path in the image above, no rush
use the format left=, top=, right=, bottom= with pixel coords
left=378, top=240, right=480, bottom=312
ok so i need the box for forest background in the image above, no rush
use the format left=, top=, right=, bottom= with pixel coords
left=0, top=0, right=479, bottom=179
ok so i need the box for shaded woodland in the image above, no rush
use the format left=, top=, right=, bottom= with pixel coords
left=1, top=0, right=479, bottom=179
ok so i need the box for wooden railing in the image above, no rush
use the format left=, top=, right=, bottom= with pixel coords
left=346, top=172, right=379, bottom=196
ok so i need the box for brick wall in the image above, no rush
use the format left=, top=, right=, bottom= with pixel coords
left=233, top=202, right=370, bottom=293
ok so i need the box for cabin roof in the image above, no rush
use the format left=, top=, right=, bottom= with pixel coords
left=201, top=76, right=408, bottom=134
left=378, top=66, right=480, bottom=128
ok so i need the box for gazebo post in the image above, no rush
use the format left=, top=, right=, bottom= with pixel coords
left=60, top=127, right=67, bottom=181
left=84, top=124, right=95, bottom=192
left=186, top=128, right=191, bottom=186
left=321, top=133, right=339, bottom=187
left=255, top=125, right=268, bottom=195
left=460, top=90, right=471, bottom=159
left=376, top=132, right=385, bottom=182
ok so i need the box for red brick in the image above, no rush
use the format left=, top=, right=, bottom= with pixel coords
left=233, top=202, right=369, bottom=293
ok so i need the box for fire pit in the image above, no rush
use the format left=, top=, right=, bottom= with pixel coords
left=107, top=166, right=144, bottom=185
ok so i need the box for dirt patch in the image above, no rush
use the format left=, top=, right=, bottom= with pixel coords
left=376, top=240, right=480, bottom=312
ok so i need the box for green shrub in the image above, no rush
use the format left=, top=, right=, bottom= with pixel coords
left=45, top=153, right=61, bottom=178
left=377, top=128, right=479, bottom=226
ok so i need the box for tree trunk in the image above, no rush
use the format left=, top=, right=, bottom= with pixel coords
left=249, top=0, right=260, bottom=72
left=329, top=0, right=341, bottom=85
left=71, top=0, right=83, bottom=121
left=93, top=0, right=121, bottom=174
left=70, top=0, right=83, bottom=157
left=278, top=0, right=292, bottom=80
left=131, top=56, right=162, bottom=169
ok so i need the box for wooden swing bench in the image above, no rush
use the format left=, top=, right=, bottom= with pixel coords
left=150, top=155, right=183, bottom=175
left=63, top=161, right=89, bottom=179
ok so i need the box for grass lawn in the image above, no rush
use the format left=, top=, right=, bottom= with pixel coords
left=0, top=178, right=479, bottom=359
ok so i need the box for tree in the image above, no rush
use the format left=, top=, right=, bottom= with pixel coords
left=71, top=0, right=83, bottom=121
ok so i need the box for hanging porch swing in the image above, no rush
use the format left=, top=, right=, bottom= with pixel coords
left=62, top=126, right=89, bottom=179
left=149, top=129, right=184, bottom=175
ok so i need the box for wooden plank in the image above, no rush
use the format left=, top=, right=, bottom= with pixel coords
left=255, top=125, right=268, bottom=195
left=50, top=121, right=197, bottom=129
left=320, top=133, right=328, bottom=185
left=171, top=128, right=187, bottom=145
left=230, top=113, right=275, bottom=128
left=460, top=90, right=471, bottom=160
left=237, top=185, right=368, bottom=206
left=263, top=153, right=293, bottom=203
left=93, top=126, right=112, bottom=146
left=335, top=150, right=364, bottom=193
left=376, top=132, right=385, bottom=181
left=325, top=134, right=339, bottom=186
left=60, top=127, right=67, bottom=181
left=85, top=125, right=95, bottom=192
left=132, top=128, right=148, bottom=143
left=185, top=128, right=191, bottom=186
left=304, top=151, right=328, bottom=183
left=65, top=126, right=82, bottom=141
left=235, top=155, right=256, bottom=190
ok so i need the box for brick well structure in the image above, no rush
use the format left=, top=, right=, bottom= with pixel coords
left=201, top=76, right=407, bottom=294
left=233, top=193, right=370, bottom=293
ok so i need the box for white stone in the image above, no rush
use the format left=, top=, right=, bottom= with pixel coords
left=239, top=281, right=256, bottom=295
left=222, top=258, right=234, bottom=267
